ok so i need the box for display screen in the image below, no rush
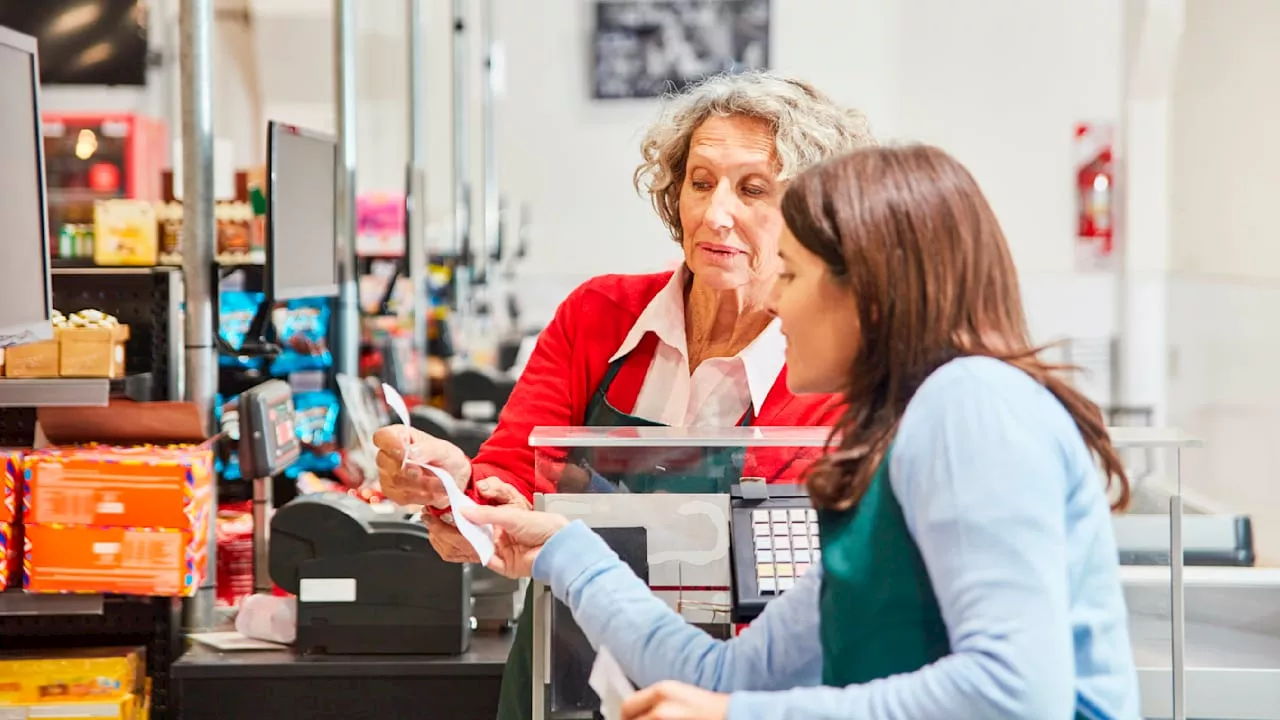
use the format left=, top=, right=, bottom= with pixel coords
left=270, top=398, right=297, bottom=456
left=0, top=1, right=149, bottom=86
left=269, top=124, right=339, bottom=301
left=0, top=31, right=53, bottom=346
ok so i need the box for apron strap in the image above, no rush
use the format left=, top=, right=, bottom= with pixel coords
left=583, top=354, right=628, bottom=423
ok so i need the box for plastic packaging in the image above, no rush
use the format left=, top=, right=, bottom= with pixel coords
left=270, top=299, right=333, bottom=375
left=218, top=291, right=266, bottom=369
left=292, top=390, right=341, bottom=473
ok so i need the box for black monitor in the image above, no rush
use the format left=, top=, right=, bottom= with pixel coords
left=0, top=26, right=53, bottom=347
left=0, top=0, right=149, bottom=86
left=265, top=121, right=339, bottom=301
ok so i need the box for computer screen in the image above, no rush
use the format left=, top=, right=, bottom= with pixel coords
left=0, top=27, right=53, bottom=347
left=266, top=121, right=339, bottom=301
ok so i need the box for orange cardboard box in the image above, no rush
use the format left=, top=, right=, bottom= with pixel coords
left=1, top=449, right=20, bottom=523
left=23, top=444, right=213, bottom=530
left=22, top=401, right=214, bottom=597
left=24, top=519, right=208, bottom=597
left=1, top=521, right=14, bottom=589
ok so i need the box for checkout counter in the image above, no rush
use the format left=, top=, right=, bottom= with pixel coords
left=174, top=493, right=514, bottom=719
left=523, top=426, right=1280, bottom=720
left=173, top=382, right=518, bottom=720
left=174, top=419, right=1280, bottom=720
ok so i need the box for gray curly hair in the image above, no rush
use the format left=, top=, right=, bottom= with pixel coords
left=634, top=71, right=876, bottom=245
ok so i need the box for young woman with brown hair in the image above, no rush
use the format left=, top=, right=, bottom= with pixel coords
left=465, top=145, right=1141, bottom=720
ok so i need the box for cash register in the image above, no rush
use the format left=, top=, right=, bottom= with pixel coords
left=240, top=381, right=472, bottom=656
left=269, top=493, right=472, bottom=655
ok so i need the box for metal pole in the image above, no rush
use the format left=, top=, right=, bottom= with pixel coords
left=178, top=0, right=217, bottom=632
left=481, top=0, right=500, bottom=280
left=335, top=0, right=360, bottom=384
left=252, top=475, right=274, bottom=594
left=407, top=0, right=429, bottom=394
left=1170, top=448, right=1186, bottom=720
left=451, top=0, right=472, bottom=320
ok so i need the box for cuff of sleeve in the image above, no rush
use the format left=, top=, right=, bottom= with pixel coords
left=727, top=692, right=779, bottom=720
left=531, top=520, right=618, bottom=594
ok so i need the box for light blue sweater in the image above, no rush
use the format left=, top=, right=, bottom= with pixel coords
left=532, top=356, right=1141, bottom=719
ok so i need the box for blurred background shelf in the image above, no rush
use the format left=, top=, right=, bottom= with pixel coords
left=0, top=591, right=105, bottom=616
left=0, top=377, right=109, bottom=407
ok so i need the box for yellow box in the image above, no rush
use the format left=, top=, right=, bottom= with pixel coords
left=0, top=646, right=144, bottom=705
left=93, top=200, right=158, bottom=267
left=58, top=325, right=130, bottom=379
left=1, top=693, right=144, bottom=719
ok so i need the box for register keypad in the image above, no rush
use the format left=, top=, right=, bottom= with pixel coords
left=751, top=507, right=820, bottom=595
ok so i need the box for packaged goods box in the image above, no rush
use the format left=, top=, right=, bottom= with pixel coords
left=0, top=646, right=145, bottom=704
left=23, top=444, right=213, bottom=530
left=21, top=402, right=212, bottom=597
left=2, top=449, right=19, bottom=523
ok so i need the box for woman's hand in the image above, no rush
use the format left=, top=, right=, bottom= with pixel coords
left=373, top=426, right=471, bottom=508
left=459, top=503, right=570, bottom=579
left=621, top=681, right=730, bottom=720
left=425, top=479, right=531, bottom=563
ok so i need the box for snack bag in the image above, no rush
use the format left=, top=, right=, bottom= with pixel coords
left=218, top=291, right=267, bottom=369
left=270, top=299, right=333, bottom=375
left=291, top=390, right=341, bottom=473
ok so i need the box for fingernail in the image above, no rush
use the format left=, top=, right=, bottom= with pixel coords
left=442, top=513, right=454, bottom=525
left=477, top=479, right=490, bottom=491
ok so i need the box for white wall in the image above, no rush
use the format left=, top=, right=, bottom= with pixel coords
left=1166, top=0, right=1280, bottom=562
left=38, top=0, right=1123, bottom=344
left=497, top=0, right=1123, bottom=340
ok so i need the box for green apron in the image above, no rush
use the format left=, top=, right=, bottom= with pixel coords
left=496, top=353, right=752, bottom=720
left=819, top=452, right=1088, bottom=719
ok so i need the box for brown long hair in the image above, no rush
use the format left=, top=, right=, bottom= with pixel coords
left=781, top=145, right=1129, bottom=511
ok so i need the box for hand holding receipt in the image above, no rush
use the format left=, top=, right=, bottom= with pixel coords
left=382, top=384, right=496, bottom=566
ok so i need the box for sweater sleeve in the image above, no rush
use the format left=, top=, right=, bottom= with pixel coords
left=466, top=283, right=592, bottom=503
left=534, top=521, right=824, bottom=693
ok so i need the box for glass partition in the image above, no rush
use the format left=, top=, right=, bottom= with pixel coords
left=1127, top=420, right=1280, bottom=720
left=529, top=426, right=827, bottom=720
left=529, top=426, right=830, bottom=496
left=527, top=426, right=1211, bottom=720
left=1109, top=429, right=1192, bottom=719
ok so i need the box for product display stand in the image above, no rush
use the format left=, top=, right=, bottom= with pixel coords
left=0, top=266, right=188, bottom=720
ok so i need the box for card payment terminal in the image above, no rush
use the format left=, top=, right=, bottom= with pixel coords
left=730, top=484, right=820, bottom=623
left=238, top=379, right=302, bottom=592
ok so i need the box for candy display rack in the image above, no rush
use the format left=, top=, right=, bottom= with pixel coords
left=0, top=264, right=186, bottom=720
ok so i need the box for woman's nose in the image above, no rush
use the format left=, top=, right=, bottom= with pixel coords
left=703, top=182, right=737, bottom=231
left=764, top=278, right=781, bottom=315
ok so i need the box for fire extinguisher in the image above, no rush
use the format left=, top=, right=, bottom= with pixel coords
left=1077, top=147, right=1114, bottom=254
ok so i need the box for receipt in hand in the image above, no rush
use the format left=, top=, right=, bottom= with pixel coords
left=589, top=647, right=636, bottom=720
left=382, top=383, right=496, bottom=566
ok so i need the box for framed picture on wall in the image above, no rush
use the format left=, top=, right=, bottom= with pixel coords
left=592, top=0, right=770, bottom=100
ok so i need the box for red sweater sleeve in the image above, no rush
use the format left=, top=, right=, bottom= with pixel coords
left=465, top=283, right=594, bottom=504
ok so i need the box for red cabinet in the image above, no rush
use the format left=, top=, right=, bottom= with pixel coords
left=41, top=113, right=166, bottom=258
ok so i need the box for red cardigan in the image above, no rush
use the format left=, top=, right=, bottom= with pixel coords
left=468, top=272, right=845, bottom=503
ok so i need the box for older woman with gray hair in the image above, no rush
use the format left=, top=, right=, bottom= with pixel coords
left=372, top=70, right=874, bottom=720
